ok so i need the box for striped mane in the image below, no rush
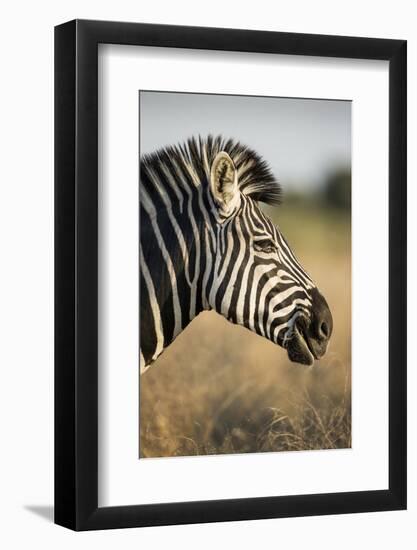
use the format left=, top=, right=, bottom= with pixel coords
left=141, top=135, right=282, bottom=206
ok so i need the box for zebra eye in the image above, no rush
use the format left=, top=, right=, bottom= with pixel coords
left=254, top=241, right=277, bottom=254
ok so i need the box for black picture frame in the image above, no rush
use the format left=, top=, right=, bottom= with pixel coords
left=55, top=19, right=407, bottom=531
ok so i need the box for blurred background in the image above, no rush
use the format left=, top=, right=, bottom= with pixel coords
left=139, top=91, right=351, bottom=458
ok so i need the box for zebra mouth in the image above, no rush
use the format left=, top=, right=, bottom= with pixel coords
left=285, top=318, right=316, bottom=366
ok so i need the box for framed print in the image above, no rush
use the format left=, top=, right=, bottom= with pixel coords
left=55, top=20, right=407, bottom=530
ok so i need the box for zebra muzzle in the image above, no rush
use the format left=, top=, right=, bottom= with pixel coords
left=286, top=288, right=333, bottom=366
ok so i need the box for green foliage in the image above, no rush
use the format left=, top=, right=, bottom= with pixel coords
left=322, top=168, right=351, bottom=210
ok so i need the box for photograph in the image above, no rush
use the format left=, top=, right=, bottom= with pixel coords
left=139, top=91, right=352, bottom=458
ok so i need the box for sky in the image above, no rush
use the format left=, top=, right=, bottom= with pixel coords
left=140, top=91, right=351, bottom=192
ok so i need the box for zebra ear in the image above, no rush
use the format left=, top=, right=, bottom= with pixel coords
left=210, top=152, right=240, bottom=215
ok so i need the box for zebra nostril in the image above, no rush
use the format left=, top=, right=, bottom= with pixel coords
left=320, top=321, right=329, bottom=339
left=310, top=288, right=333, bottom=344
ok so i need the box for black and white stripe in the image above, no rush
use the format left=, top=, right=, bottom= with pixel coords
left=140, top=136, right=317, bottom=373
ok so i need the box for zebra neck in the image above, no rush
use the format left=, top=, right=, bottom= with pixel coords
left=140, top=207, right=212, bottom=366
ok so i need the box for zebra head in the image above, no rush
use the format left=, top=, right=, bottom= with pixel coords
left=206, top=143, right=333, bottom=366
left=140, top=136, right=332, bottom=370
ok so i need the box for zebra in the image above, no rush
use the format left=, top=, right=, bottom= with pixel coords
left=140, top=135, right=332, bottom=374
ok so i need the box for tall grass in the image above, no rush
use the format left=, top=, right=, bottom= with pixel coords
left=140, top=205, right=351, bottom=458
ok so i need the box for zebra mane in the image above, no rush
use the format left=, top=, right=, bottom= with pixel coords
left=141, top=135, right=282, bottom=206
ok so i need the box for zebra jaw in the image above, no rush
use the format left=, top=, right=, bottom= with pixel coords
left=284, top=316, right=316, bottom=367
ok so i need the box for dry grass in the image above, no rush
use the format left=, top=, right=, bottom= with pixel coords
left=140, top=205, right=351, bottom=458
